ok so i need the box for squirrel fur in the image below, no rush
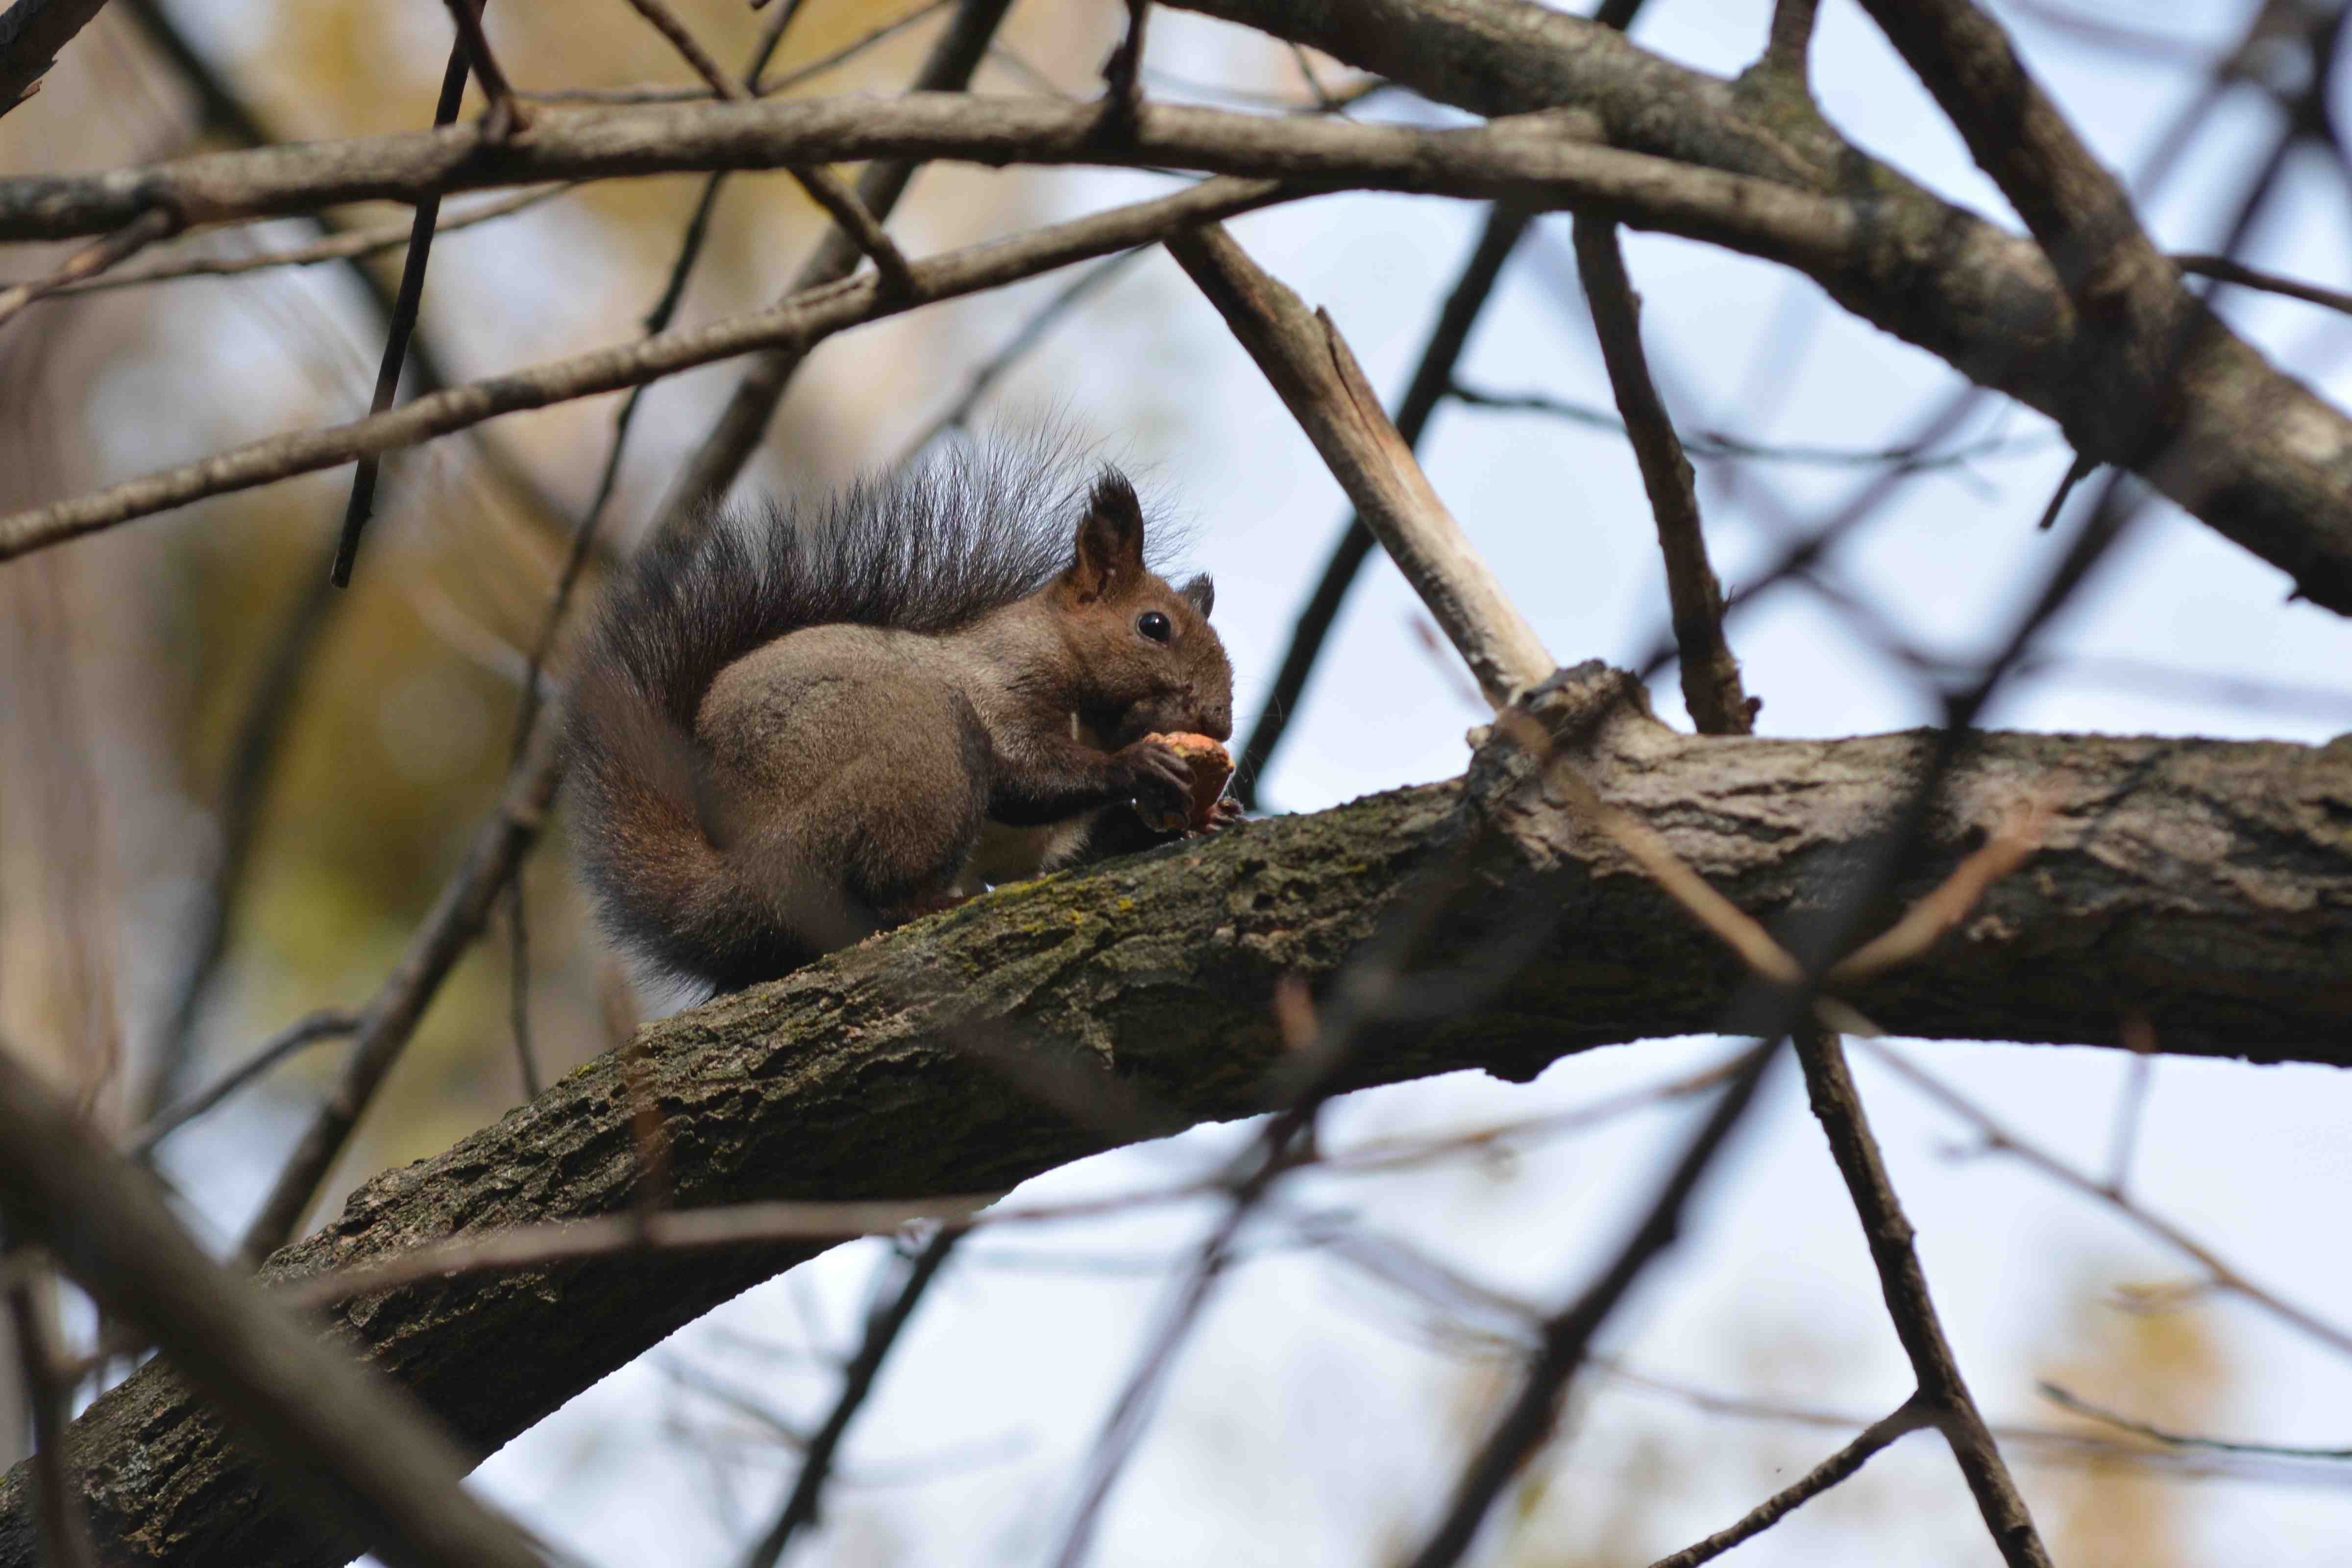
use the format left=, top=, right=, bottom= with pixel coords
left=568, top=443, right=1235, bottom=995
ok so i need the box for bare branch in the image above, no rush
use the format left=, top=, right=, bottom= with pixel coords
left=0, top=208, right=176, bottom=330
left=0, top=1247, right=98, bottom=1568
left=1167, top=222, right=1555, bottom=702
left=1161, top=0, right=2352, bottom=611
left=331, top=20, right=483, bottom=586
left=1571, top=215, right=1751, bottom=736
left=1402, top=1042, right=1780, bottom=1568
left=1644, top=1393, right=1931, bottom=1568
left=1235, top=202, right=1534, bottom=807
left=2036, top=1382, right=2352, bottom=1461
left=1793, top=1029, right=2052, bottom=1565
left=738, top=1230, right=960, bottom=1568
left=0, top=1038, right=545, bottom=1568
left=0, top=175, right=1289, bottom=564
left=645, top=0, right=1014, bottom=537
left=1857, top=1037, right=2352, bottom=1362
left=40, top=187, right=567, bottom=299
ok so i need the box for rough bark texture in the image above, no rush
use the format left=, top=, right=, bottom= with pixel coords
left=1164, top=0, right=2352, bottom=612
left=4, top=686, right=2349, bottom=1568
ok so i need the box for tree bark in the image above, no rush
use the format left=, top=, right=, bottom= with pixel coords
left=4, top=677, right=2349, bottom=1568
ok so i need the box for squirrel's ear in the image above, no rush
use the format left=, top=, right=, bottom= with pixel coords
left=1066, top=471, right=1146, bottom=602
left=1179, top=574, right=1214, bottom=619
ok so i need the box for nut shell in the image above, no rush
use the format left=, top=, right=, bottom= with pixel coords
left=1141, top=732, right=1234, bottom=832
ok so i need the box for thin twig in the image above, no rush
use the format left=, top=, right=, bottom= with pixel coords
left=1445, top=382, right=2054, bottom=471
left=0, top=1242, right=101, bottom=1568
left=1792, top=1027, right=2053, bottom=1568
left=2172, top=252, right=2352, bottom=317
left=617, top=0, right=740, bottom=101
left=737, top=1229, right=961, bottom=1568
left=785, top=164, right=918, bottom=296
left=0, top=207, right=178, bottom=330
left=2104, top=1014, right=2159, bottom=1195
left=2037, top=1381, right=2352, bottom=1461
left=1572, top=215, right=1752, bottom=736
left=41, top=187, right=568, bottom=299
left=754, top=0, right=950, bottom=95
left=1644, top=1393, right=1931, bottom=1568
left=438, top=0, right=525, bottom=139
left=612, top=0, right=917, bottom=293
left=1100, top=0, right=1151, bottom=132
left=330, top=20, right=478, bottom=587
left=132, top=1008, right=360, bottom=1155
left=643, top=0, right=1016, bottom=536
left=895, top=246, right=1150, bottom=465
left=1597, top=1358, right=2352, bottom=1485
left=1856, top=1037, right=2352, bottom=1362
left=2035, top=448, right=2096, bottom=530
left=1401, top=1041, right=1782, bottom=1568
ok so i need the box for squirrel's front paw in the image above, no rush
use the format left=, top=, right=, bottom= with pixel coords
left=1113, top=739, right=1195, bottom=832
left=1196, top=796, right=1244, bottom=833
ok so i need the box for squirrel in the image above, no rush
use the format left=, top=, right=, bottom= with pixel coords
left=567, top=442, right=1236, bottom=995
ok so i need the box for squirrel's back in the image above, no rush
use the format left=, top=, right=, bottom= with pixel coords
left=568, top=440, right=1167, bottom=993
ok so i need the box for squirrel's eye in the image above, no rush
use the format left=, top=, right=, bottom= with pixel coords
left=1136, top=610, right=1173, bottom=643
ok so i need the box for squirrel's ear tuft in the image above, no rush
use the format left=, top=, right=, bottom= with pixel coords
left=1067, top=470, right=1146, bottom=601
left=1180, top=574, right=1214, bottom=618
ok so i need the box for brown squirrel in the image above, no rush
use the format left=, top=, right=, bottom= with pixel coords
left=568, top=444, right=1236, bottom=994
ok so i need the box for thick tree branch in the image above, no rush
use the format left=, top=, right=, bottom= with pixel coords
left=3, top=698, right=2347, bottom=1568
left=0, top=98, right=1842, bottom=253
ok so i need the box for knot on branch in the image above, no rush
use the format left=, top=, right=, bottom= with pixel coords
left=1461, top=661, right=1660, bottom=826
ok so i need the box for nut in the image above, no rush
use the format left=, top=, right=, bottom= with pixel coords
left=1141, top=731, right=1234, bottom=832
